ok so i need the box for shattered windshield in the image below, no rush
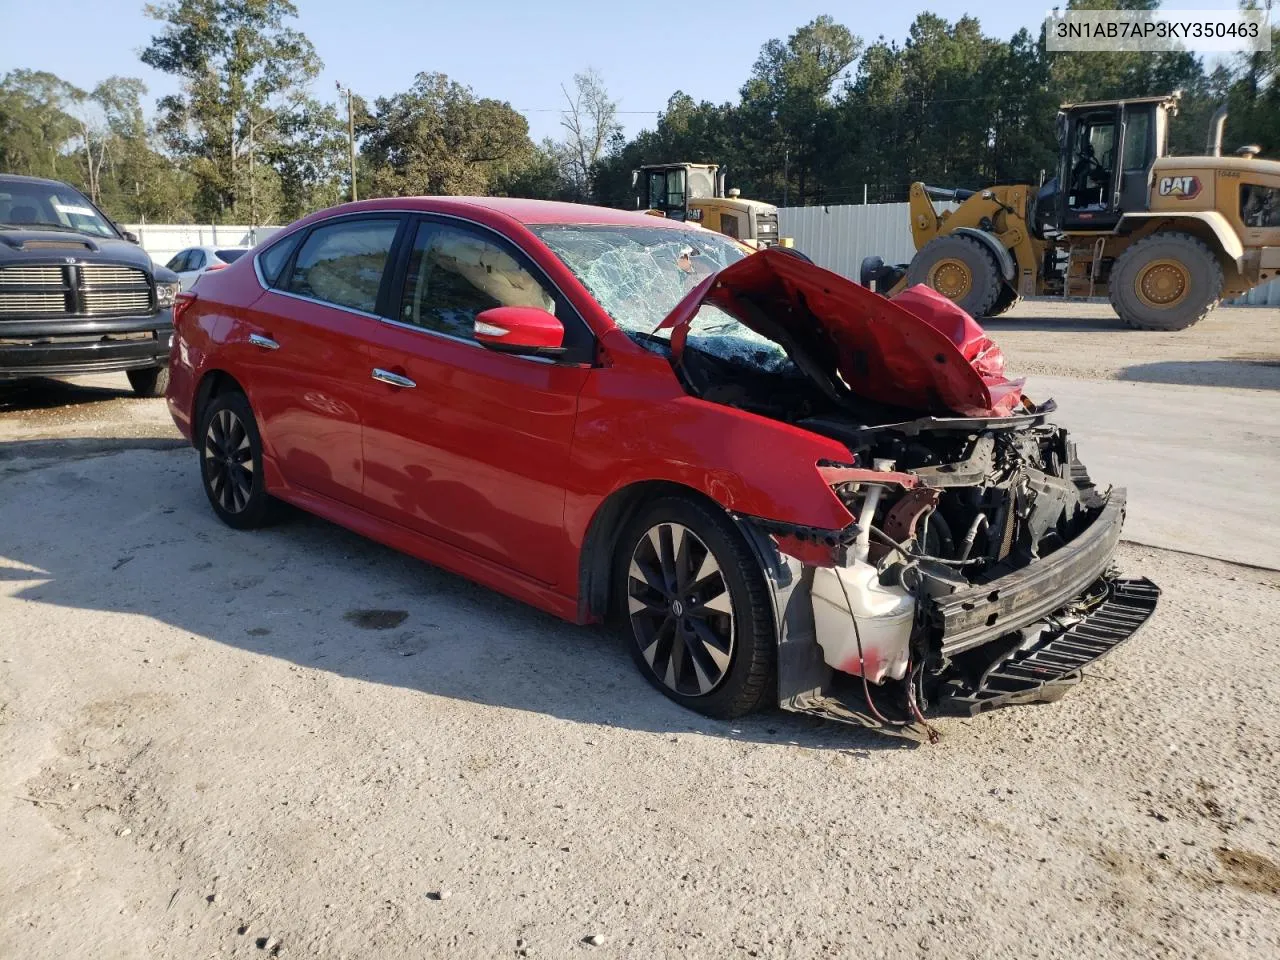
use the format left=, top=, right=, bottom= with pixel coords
left=529, top=223, right=791, bottom=372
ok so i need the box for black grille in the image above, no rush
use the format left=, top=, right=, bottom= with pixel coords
left=0, top=263, right=153, bottom=318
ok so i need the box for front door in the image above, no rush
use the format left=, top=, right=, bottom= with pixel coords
left=360, top=217, right=593, bottom=586
left=242, top=215, right=404, bottom=506
left=1062, top=107, right=1121, bottom=230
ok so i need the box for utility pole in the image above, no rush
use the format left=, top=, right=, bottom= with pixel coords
left=336, top=82, right=357, bottom=202
left=782, top=146, right=789, bottom=207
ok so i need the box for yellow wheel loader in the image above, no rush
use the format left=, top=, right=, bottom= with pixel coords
left=862, top=94, right=1280, bottom=330
left=633, top=162, right=788, bottom=248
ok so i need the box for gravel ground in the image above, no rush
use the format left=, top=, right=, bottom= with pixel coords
left=988, top=300, right=1280, bottom=389
left=2, top=301, right=1279, bottom=959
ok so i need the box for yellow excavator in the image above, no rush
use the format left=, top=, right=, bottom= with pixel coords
left=862, top=93, right=1280, bottom=329
left=632, top=162, right=788, bottom=248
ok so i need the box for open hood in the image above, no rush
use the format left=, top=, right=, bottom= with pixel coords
left=656, top=249, right=1023, bottom=417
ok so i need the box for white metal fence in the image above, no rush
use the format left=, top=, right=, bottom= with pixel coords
left=124, top=223, right=281, bottom=269
left=777, top=203, right=1280, bottom=306
left=124, top=213, right=1279, bottom=306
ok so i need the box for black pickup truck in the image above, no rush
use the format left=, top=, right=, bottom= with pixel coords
left=0, top=174, right=181, bottom=396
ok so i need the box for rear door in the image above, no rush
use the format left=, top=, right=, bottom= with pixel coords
left=360, top=216, right=593, bottom=585
left=240, top=214, right=406, bottom=506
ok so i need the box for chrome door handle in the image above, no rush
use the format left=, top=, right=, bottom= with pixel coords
left=248, top=333, right=279, bottom=350
left=371, top=368, right=416, bottom=389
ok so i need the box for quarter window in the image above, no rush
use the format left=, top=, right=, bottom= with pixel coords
left=286, top=218, right=399, bottom=312
left=1241, top=184, right=1280, bottom=229
left=257, top=232, right=301, bottom=287
left=397, top=222, right=556, bottom=340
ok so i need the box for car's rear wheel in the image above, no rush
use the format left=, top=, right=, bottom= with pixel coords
left=616, top=497, right=775, bottom=719
left=199, top=390, right=277, bottom=529
left=127, top=365, right=170, bottom=398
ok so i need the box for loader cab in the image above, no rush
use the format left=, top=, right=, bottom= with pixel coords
left=1054, top=96, right=1172, bottom=232
left=633, top=162, right=725, bottom=221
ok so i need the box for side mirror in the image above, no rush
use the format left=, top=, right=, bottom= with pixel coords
left=123, top=230, right=140, bottom=244
left=474, top=306, right=565, bottom=358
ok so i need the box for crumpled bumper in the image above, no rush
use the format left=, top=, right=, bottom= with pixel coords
left=931, top=489, right=1128, bottom=656
left=746, top=486, right=1158, bottom=740
left=936, top=576, right=1160, bottom=716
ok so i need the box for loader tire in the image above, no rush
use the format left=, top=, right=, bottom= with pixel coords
left=905, top=235, right=1002, bottom=318
left=1109, top=232, right=1223, bottom=331
left=986, top=284, right=1020, bottom=317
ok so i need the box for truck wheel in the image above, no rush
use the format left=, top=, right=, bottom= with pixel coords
left=905, top=235, right=1002, bottom=317
left=986, top=284, right=1020, bottom=317
left=1109, top=233, right=1223, bottom=331
left=127, top=366, right=170, bottom=398
left=615, top=497, right=775, bottom=720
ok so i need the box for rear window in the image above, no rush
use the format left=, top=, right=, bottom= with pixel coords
left=216, top=249, right=248, bottom=263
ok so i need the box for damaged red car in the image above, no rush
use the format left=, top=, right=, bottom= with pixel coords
left=166, top=198, right=1158, bottom=738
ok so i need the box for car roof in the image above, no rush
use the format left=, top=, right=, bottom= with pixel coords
left=433, top=196, right=692, bottom=227
left=0, top=174, right=78, bottom=188
left=295, top=195, right=698, bottom=231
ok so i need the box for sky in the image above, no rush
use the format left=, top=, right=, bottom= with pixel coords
left=0, top=0, right=1250, bottom=142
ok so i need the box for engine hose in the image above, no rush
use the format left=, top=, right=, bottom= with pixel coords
left=906, top=661, right=941, bottom=744
left=868, top=526, right=985, bottom=568
left=958, top=513, right=990, bottom=563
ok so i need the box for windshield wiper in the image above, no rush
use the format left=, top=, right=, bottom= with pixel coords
left=2, top=221, right=87, bottom=233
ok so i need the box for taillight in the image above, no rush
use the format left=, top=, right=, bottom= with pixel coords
left=206, top=262, right=227, bottom=271
left=173, top=292, right=197, bottom=326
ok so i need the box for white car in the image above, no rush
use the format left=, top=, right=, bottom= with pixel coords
left=164, top=245, right=251, bottom=291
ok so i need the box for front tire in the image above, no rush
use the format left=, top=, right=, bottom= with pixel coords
left=906, top=235, right=1003, bottom=318
left=616, top=497, right=775, bottom=720
left=198, top=390, right=277, bottom=530
left=127, top=365, right=170, bottom=397
left=1109, top=232, right=1223, bottom=331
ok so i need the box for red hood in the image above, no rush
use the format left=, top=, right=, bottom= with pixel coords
left=656, top=249, right=1023, bottom=416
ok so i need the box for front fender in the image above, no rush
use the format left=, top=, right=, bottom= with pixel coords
left=567, top=370, right=854, bottom=537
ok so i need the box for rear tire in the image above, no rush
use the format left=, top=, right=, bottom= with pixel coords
left=615, top=497, right=776, bottom=720
left=1108, top=232, right=1223, bottom=331
left=906, top=235, right=1003, bottom=318
left=198, top=390, right=278, bottom=530
left=127, top=365, right=170, bottom=398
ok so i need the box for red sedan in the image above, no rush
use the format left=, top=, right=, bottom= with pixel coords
left=167, top=197, right=1156, bottom=737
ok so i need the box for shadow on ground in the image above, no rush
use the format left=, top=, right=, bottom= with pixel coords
left=1, top=447, right=913, bottom=752
left=982, top=314, right=1126, bottom=334
left=0, top=377, right=132, bottom=413
left=1117, top=358, right=1280, bottom=390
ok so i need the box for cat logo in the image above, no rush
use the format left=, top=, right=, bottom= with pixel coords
left=1158, top=175, right=1202, bottom=200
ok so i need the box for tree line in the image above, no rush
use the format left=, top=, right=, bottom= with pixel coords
left=0, top=0, right=1275, bottom=225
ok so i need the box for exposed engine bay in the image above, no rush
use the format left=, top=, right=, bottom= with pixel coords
left=656, top=250, right=1160, bottom=739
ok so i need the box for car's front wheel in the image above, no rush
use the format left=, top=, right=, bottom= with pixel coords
left=616, top=497, right=776, bottom=719
left=199, top=390, right=277, bottom=529
left=127, top=365, right=170, bottom=397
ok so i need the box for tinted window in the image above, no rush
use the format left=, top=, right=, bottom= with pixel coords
left=1122, top=111, right=1151, bottom=171
left=286, top=218, right=399, bottom=312
left=216, top=249, right=248, bottom=263
left=0, top=179, right=117, bottom=238
left=166, top=251, right=190, bottom=272
left=1241, top=184, right=1280, bottom=228
left=188, top=250, right=207, bottom=270
left=257, top=233, right=301, bottom=287
left=398, top=222, right=555, bottom=340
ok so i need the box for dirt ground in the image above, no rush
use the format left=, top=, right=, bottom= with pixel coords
left=2, top=301, right=1279, bottom=960
left=987, top=299, right=1280, bottom=390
